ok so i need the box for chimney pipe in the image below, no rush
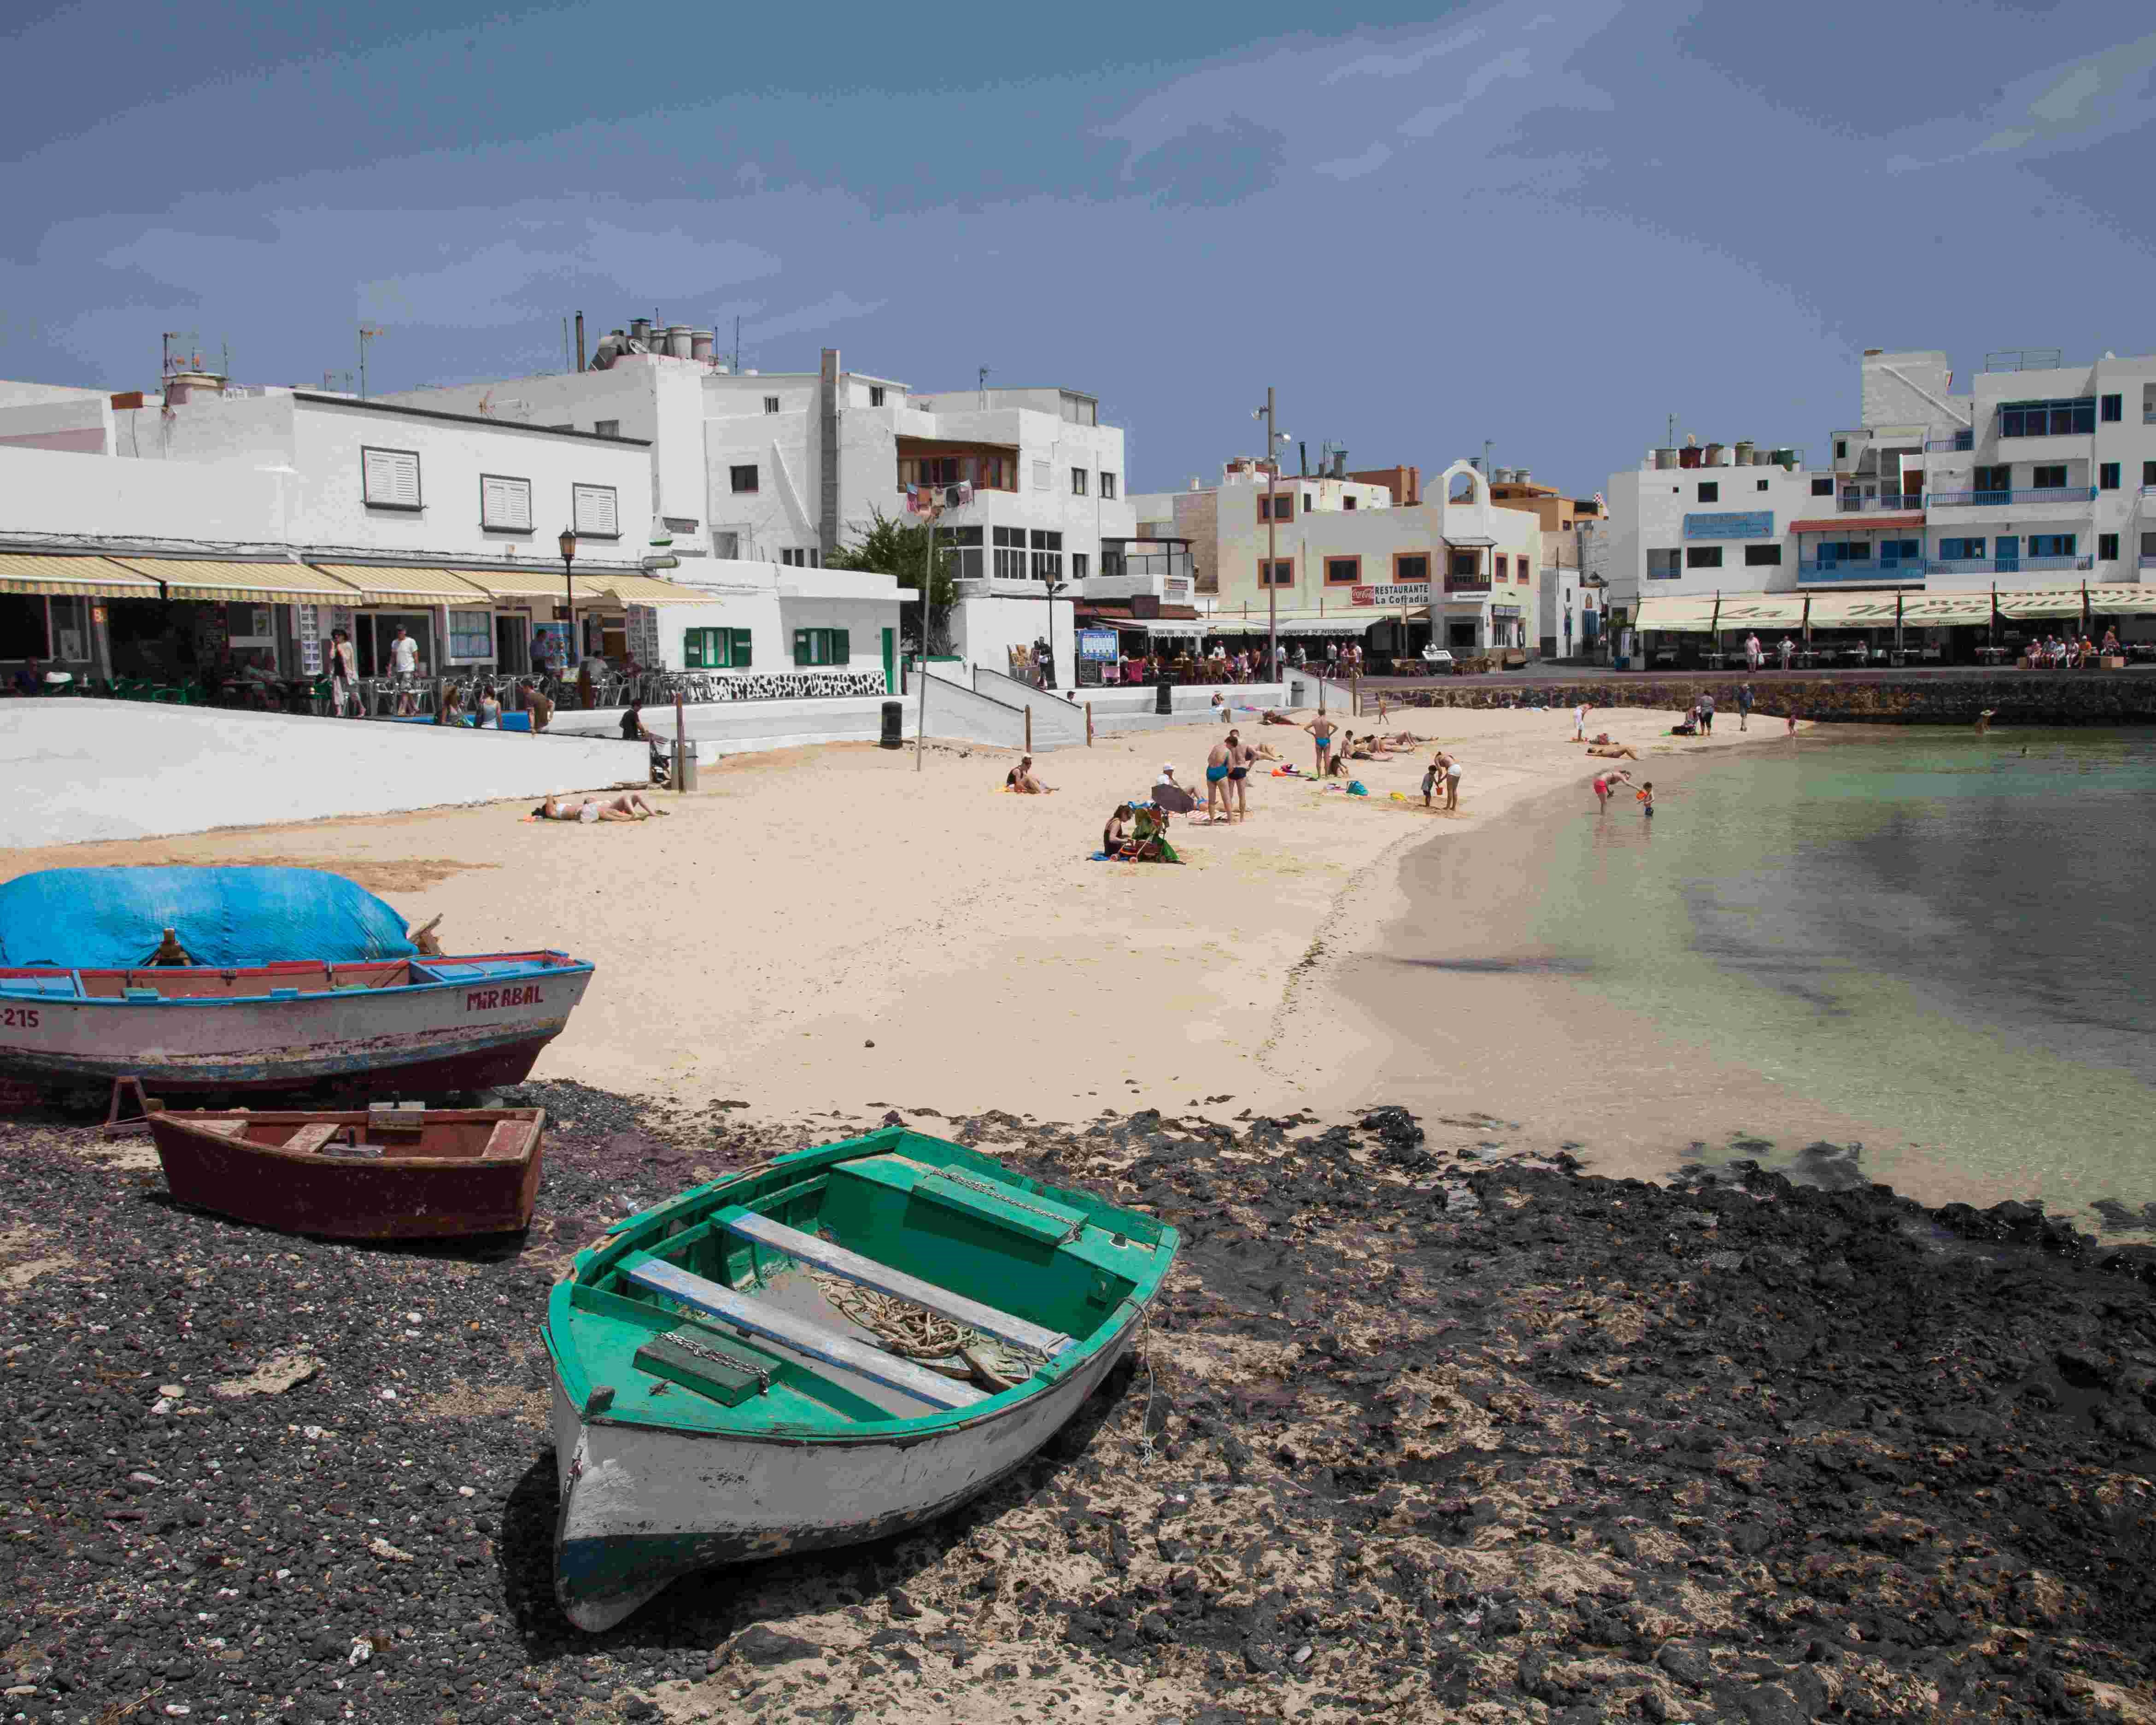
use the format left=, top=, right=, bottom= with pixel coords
left=1298, top=440, right=1307, bottom=478
left=574, top=312, right=586, bottom=372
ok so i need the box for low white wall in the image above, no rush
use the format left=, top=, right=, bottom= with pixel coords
left=919, top=675, right=1033, bottom=749
left=554, top=693, right=915, bottom=761
left=1, top=700, right=643, bottom=847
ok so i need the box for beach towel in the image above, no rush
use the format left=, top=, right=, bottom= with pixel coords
left=1347, top=781, right=1368, bottom=797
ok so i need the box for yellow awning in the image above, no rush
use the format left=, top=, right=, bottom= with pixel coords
left=108, top=559, right=363, bottom=603
left=450, top=567, right=580, bottom=600
left=0, top=553, right=161, bottom=597
left=595, top=575, right=714, bottom=605
left=311, top=565, right=496, bottom=606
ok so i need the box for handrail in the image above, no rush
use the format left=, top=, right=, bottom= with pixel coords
left=1924, top=487, right=2097, bottom=507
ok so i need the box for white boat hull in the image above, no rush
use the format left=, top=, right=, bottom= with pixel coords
left=551, top=1325, right=1136, bottom=1631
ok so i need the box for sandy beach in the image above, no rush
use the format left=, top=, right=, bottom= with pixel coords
left=0, top=699, right=1788, bottom=1135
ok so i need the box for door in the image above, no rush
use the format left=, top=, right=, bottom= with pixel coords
left=881, top=628, right=896, bottom=695
left=494, top=614, right=530, bottom=675
left=367, top=612, right=436, bottom=678
left=1995, top=535, right=2020, bottom=574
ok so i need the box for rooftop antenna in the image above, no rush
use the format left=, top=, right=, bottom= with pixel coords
left=161, top=331, right=182, bottom=381
left=732, top=314, right=741, bottom=373
left=221, top=339, right=230, bottom=380
left=1666, top=412, right=1676, bottom=447
left=978, top=364, right=990, bottom=410
left=1482, top=438, right=1494, bottom=480
left=358, top=325, right=384, bottom=399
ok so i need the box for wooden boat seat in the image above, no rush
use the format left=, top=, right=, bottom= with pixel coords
left=718, top=1208, right=1072, bottom=1356
left=284, top=1122, right=340, bottom=1156
left=624, top=1258, right=988, bottom=1412
left=481, top=1120, right=527, bottom=1159
left=196, top=1118, right=249, bottom=1139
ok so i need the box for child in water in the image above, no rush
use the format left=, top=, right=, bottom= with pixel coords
left=1637, top=780, right=1655, bottom=819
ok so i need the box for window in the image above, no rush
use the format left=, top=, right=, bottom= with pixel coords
left=1099, top=472, right=1117, bottom=499
left=1880, top=539, right=1921, bottom=566
left=1646, top=549, right=1681, bottom=579
left=361, top=446, right=421, bottom=510
left=943, top=525, right=984, bottom=580
left=1816, top=541, right=1872, bottom=563
left=2147, top=461, right=2156, bottom=486
left=712, top=531, right=741, bottom=559
left=1447, top=552, right=1478, bottom=579
left=763, top=396, right=780, bottom=415
left=903, top=456, right=961, bottom=487
left=1757, top=479, right=1770, bottom=492
left=571, top=483, right=620, bottom=537
left=684, top=627, right=753, bottom=669
left=1744, top=544, right=1782, bottom=566
left=1071, top=552, right=1089, bottom=580
left=1029, top=528, right=1063, bottom=582
left=1811, top=477, right=1833, bottom=497
left=792, top=628, right=850, bottom=666
left=446, top=610, right=494, bottom=662
left=479, top=474, right=533, bottom=532
left=2143, top=531, right=2156, bottom=558
left=1939, top=538, right=1985, bottom=561
left=1032, top=460, right=1052, bottom=492
left=993, top=526, right=1027, bottom=580
left=2032, top=464, right=2068, bottom=489
left=1343, top=494, right=1357, bottom=510
left=730, top=464, right=759, bottom=494
left=1259, top=559, right=1294, bottom=587
left=1685, top=546, right=1723, bottom=569
left=1396, top=554, right=1430, bottom=585
left=1494, top=554, right=1509, bottom=579
left=2100, top=394, right=2122, bottom=422
left=1257, top=493, right=1295, bottom=522
left=594, top=419, right=620, bottom=440
left=1324, top=557, right=1360, bottom=585
left=1998, top=397, right=2095, bottom=436
left=1698, top=482, right=1719, bottom=503
left=1974, top=464, right=2010, bottom=495
left=2099, top=463, right=2120, bottom=491
left=780, top=547, right=820, bottom=568
left=1070, top=467, right=1088, bottom=496
left=2029, top=534, right=2076, bottom=558
left=2098, top=534, right=2119, bottom=562
left=869, top=386, right=886, bottom=408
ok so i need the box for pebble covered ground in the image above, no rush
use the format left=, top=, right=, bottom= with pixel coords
left=3, top=1087, right=2154, bottom=1724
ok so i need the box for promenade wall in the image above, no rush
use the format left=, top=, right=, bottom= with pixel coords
left=1386, top=673, right=2156, bottom=726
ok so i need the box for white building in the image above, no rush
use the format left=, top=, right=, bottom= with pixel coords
left=379, top=334, right=1131, bottom=683
left=0, top=362, right=909, bottom=697
left=1137, top=456, right=1541, bottom=659
left=1598, top=346, right=2156, bottom=653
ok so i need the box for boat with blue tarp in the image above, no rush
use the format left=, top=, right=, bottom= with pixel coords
left=0, top=866, right=592, bottom=1097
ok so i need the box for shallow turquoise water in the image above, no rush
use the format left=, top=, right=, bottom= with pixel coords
left=1534, top=726, right=2156, bottom=1225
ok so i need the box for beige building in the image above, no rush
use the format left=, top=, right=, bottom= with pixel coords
left=1488, top=470, right=1608, bottom=658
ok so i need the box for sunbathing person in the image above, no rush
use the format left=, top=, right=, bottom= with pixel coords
left=1586, top=743, right=1640, bottom=760
left=532, top=791, right=669, bottom=822
left=1006, top=756, right=1057, bottom=794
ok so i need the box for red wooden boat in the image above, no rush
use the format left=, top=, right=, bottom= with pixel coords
left=146, top=1104, right=546, bottom=1239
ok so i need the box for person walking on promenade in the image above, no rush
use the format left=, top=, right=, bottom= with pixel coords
left=1737, top=682, right=1754, bottom=731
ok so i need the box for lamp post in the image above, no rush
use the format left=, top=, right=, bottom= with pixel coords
left=1252, top=390, right=1289, bottom=682
left=557, top=528, right=578, bottom=697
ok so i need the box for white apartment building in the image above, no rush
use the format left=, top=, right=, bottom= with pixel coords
left=1599, top=346, right=2156, bottom=649
left=1137, top=456, right=1541, bottom=657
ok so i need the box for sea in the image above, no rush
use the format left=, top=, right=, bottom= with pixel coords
left=1529, top=724, right=2156, bottom=1231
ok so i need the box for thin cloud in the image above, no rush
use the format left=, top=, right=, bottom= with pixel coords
left=1313, top=141, right=1393, bottom=181
left=1886, top=28, right=2156, bottom=172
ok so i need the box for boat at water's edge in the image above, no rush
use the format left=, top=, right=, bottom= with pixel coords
left=545, top=1127, right=1177, bottom=1631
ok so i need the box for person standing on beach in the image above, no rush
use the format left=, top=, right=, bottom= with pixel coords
left=1699, top=692, right=1714, bottom=735
left=1204, top=735, right=1232, bottom=823
left=1434, top=750, right=1463, bottom=812
left=1305, top=712, right=1339, bottom=776
left=1786, top=707, right=1799, bottom=737
left=1737, top=682, right=1754, bottom=731
left=1573, top=702, right=1590, bottom=743
left=1422, top=755, right=1441, bottom=808
left=1227, top=730, right=1254, bottom=821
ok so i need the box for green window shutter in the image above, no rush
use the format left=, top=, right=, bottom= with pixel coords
left=793, top=629, right=812, bottom=667
left=731, top=628, right=753, bottom=668
left=833, top=628, right=850, bottom=664
left=683, top=630, right=705, bottom=669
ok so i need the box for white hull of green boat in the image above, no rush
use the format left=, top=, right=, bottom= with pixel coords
left=550, top=1321, right=1138, bottom=1631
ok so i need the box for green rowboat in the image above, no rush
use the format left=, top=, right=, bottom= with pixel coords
left=546, top=1125, right=1177, bottom=1630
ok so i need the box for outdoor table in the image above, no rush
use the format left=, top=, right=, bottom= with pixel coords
left=1974, top=647, right=2010, bottom=665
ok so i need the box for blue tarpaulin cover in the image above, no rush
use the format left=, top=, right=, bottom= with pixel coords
left=0, top=867, right=417, bottom=970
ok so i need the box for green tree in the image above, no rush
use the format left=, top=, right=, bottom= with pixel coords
left=829, top=506, right=958, bottom=655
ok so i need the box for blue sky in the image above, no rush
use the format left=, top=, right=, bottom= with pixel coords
left=3, top=0, right=2152, bottom=497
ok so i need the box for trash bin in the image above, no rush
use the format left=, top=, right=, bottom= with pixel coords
left=674, top=747, right=699, bottom=792
left=879, top=700, right=904, bottom=749
left=1154, top=678, right=1173, bottom=716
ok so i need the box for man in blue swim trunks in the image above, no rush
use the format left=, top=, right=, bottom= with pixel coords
left=1203, top=735, right=1232, bottom=824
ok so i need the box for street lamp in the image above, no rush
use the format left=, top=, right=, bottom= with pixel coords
left=557, top=528, right=578, bottom=696
left=1251, top=392, right=1290, bottom=682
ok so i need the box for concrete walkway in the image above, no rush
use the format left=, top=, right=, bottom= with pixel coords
left=0, top=700, right=643, bottom=848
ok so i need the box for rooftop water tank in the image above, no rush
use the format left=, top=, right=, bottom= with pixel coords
left=1653, top=447, right=1678, bottom=470
left=689, top=329, right=714, bottom=362
left=665, top=325, right=693, bottom=358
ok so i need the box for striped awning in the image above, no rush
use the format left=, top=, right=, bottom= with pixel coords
left=0, top=553, right=161, bottom=597
left=597, top=575, right=714, bottom=605
left=311, top=565, right=496, bottom=606
left=450, top=566, right=581, bottom=600
left=107, top=559, right=363, bottom=603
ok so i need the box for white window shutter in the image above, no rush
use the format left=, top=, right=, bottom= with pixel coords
left=574, top=484, right=619, bottom=536
left=481, top=475, right=532, bottom=529
left=1032, top=460, right=1051, bottom=492
left=364, top=447, right=419, bottom=506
